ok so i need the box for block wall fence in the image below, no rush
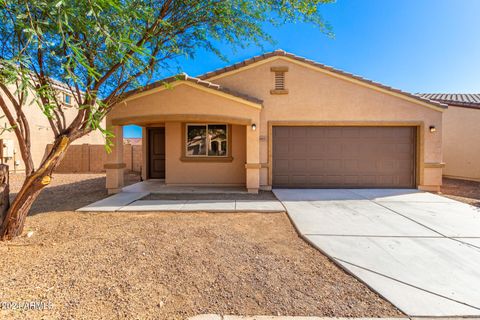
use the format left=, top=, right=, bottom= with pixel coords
left=47, top=143, right=142, bottom=173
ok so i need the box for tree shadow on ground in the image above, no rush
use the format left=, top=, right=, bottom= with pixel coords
left=9, top=173, right=141, bottom=216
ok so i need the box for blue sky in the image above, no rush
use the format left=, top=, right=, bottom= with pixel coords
left=123, top=0, right=480, bottom=138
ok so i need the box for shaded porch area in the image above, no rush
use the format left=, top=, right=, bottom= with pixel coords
left=122, top=179, right=249, bottom=194
left=104, top=77, right=262, bottom=195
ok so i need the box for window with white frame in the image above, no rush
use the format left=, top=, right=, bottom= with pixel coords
left=63, top=93, right=72, bottom=105
left=186, top=124, right=228, bottom=157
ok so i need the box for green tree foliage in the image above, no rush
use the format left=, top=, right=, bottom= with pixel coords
left=0, top=0, right=333, bottom=239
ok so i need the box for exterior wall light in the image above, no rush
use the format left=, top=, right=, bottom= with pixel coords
left=429, top=126, right=436, bottom=133
left=251, top=123, right=257, bottom=131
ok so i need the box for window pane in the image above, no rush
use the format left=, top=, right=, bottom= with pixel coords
left=208, top=124, right=227, bottom=156
left=187, top=125, right=207, bottom=156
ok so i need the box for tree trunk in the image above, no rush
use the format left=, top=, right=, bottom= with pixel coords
left=0, top=164, right=9, bottom=223
left=0, top=136, right=70, bottom=240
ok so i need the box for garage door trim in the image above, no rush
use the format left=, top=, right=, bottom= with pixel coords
left=267, top=121, right=422, bottom=188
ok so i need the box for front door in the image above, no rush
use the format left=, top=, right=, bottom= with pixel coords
left=148, top=128, right=165, bottom=179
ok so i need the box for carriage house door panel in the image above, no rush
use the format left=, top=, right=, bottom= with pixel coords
left=272, top=126, right=416, bottom=188
left=148, top=128, right=166, bottom=179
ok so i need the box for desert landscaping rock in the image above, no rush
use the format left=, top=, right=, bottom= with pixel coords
left=0, top=174, right=402, bottom=319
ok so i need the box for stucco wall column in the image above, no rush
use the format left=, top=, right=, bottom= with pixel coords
left=105, top=125, right=125, bottom=194
left=245, top=123, right=260, bottom=193
left=141, top=126, right=147, bottom=181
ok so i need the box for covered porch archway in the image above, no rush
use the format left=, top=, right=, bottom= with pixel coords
left=105, top=76, right=262, bottom=194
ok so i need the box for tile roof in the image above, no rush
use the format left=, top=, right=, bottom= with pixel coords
left=198, top=49, right=448, bottom=110
left=417, top=93, right=480, bottom=109
left=121, top=73, right=263, bottom=105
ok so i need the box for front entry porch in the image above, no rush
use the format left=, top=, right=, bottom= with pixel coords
left=105, top=74, right=263, bottom=194
left=77, top=179, right=284, bottom=212
left=122, top=179, right=249, bottom=194
left=105, top=121, right=260, bottom=194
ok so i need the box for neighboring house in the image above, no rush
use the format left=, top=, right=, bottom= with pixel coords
left=105, top=50, right=446, bottom=194
left=0, top=81, right=105, bottom=173
left=124, top=138, right=142, bottom=145
left=418, top=94, right=480, bottom=181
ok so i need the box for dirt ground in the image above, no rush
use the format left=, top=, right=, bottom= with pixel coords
left=8, top=172, right=141, bottom=215
left=440, top=178, right=480, bottom=207
left=0, top=173, right=401, bottom=319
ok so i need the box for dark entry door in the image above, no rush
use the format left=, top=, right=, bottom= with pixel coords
left=148, top=128, right=165, bottom=179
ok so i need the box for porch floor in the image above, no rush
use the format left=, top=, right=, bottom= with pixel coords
left=122, top=180, right=249, bottom=194
left=77, top=180, right=284, bottom=213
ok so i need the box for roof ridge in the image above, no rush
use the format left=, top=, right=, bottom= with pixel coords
left=121, top=73, right=262, bottom=105
left=197, top=50, right=447, bottom=110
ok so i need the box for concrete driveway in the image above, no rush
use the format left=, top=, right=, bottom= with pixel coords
left=273, top=189, right=480, bottom=317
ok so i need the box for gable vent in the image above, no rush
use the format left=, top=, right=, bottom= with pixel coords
left=275, top=72, right=285, bottom=90
left=270, top=66, right=289, bottom=95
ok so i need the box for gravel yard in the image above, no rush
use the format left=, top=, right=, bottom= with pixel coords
left=440, top=177, right=480, bottom=207
left=0, top=173, right=401, bottom=319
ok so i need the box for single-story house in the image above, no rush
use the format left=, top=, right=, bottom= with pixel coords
left=105, top=50, right=447, bottom=194
left=418, top=94, right=480, bottom=182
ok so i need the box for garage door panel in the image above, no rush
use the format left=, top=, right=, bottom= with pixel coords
left=324, top=127, right=343, bottom=138
left=292, top=143, right=308, bottom=154
left=342, top=144, right=360, bottom=157
left=273, top=175, right=289, bottom=185
left=358, top=175, right=378, bottom=185
left=273, top=143, right=290, bottom=156
left=273, top=126, right=291, bottom=138
left=343, top=159, right=359, bottom=172
left=308, top=159, right=325, bottom=171
left=291, top=175, right=308, bottom=184
left=291, top=159, right=307, bottom=172
left=273, top=159, right=289, bottom=171
left=344, top=176, right=360, bottom=185
left=290, top=127, right=308, bottom=138
left=272, top=126, right=415, bottom=188
left=307, top=127, right=326, bottom=138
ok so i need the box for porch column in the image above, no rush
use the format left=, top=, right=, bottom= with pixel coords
left=245, top=123, right=260, bottom=193
left=105, top=125, right=125, bottom=194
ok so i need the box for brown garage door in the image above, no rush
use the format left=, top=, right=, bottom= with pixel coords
left=272, top=126, right=416, bottom=188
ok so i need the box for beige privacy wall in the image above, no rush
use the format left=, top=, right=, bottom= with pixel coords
left=442, top=105, right=480, bottom=181
left=211, top=57, right=444, bottom=190
left=49, top=143, right=142, bottom=173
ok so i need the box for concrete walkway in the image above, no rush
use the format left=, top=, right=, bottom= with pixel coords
left=190, top=316, right=408, bottom=320
left=273, top=189, right=480, bottom=317
left=77, top=193, right=285, bottom=213
left=122, top=180, right=249, bottom=194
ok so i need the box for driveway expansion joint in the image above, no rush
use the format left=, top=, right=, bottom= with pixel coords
left=333, top=256, right=480, bottom=312
left=274, top=188, right=480, bottom=316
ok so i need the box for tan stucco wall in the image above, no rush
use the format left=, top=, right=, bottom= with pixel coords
left=0, top=84, right=105, bottom=173
left=164, top=122, right=246, bottom=185
left=107, top=56, right=444, bottom=191
left=442, top=105, right=480, bottom=181
left=108, top=83, right=260, bottom=126
left=212, top=57, right=444, bottom=190
left=108, top=83, right=260, bottom=187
